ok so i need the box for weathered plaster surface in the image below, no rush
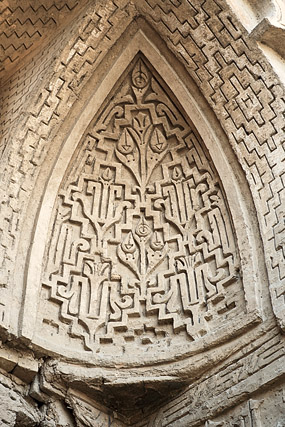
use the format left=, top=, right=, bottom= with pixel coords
left=0, top=0, right=284, bottom=425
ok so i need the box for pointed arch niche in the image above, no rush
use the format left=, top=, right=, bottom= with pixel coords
left=21, top=30, right=263, bottom=369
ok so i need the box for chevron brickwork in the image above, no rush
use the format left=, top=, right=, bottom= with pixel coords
left=0, top=0, right=284, bottom=425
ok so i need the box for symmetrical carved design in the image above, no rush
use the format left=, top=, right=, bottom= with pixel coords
left=41, top=57, right=244, bottom=352
left=1, top=0, right=283, bottom=341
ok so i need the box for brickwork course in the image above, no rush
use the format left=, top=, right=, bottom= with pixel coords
left=0, top=0, right=284, bottom=425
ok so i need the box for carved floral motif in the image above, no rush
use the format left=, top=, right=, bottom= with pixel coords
left=42, top=57, right=244, bottom=352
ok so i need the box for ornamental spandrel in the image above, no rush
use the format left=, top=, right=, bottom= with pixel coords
left=40, top=57, right=244, bottom=357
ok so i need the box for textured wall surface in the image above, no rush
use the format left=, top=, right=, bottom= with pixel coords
left=0, top=0, right=284, bottom=425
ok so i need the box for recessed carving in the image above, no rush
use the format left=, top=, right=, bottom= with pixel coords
left=39, top=56, right=244, bottom=356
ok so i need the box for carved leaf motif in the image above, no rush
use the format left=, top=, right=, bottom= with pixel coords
left=42, top=56, right=244, bottom=352
left=117, top=232, right=140, bottom=279
left=101, top=167, right=113, bottom=182
left=172, top=166, right=182, bottom=181
left=131, top=59, right=149, bottom=89
left=149, top=128, right=167, bottom=153
left=147, top=242, right=168, bottom=277
left=135, top=215, right=151, bottom=238
left=132, top=112, right=151, bottom=134
left=117, top=128, right=135, bottom=154
left=115, top=129, right=141, bottom=186
left=121, top=231, right=137, bottom=254
left=150, top=231, right=164, bottom=251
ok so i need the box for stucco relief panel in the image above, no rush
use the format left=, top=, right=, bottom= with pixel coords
left=35, top=56, right=247, bottom=360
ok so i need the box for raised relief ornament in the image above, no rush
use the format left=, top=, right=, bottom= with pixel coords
left=40, top=57, right=244, bottom=357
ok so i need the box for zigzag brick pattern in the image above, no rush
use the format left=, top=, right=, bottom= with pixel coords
left=138, top=0, right=285, bottom=328
left=0, top=0, right=136, bottom=329
left=0, top=0, right=86, bottom=80
left=0, top=0, right=284, bottom=336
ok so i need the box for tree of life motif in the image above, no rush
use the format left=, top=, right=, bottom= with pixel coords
left=42, top=57, right=244, bottom=352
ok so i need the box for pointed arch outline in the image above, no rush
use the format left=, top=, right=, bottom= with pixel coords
left=20, top=29, right=263, bottom=363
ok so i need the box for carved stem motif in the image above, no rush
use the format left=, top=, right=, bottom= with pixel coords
left=42, top=57, right=243, bottom=352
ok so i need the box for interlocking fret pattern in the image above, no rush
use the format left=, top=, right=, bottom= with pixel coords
left=42, top=58, right=244, bottom=352
left=0, top=0, right=283, bottom=338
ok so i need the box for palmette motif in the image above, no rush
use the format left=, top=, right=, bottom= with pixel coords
left=42, top=58, right=244, bottom=352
